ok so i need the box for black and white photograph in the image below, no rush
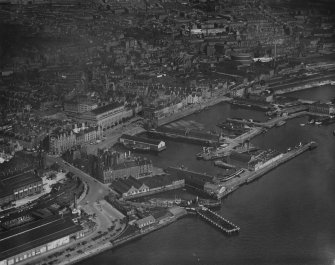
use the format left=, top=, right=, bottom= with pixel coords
left=0, top=0, right=335, bottom=264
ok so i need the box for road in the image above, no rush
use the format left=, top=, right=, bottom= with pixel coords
left=46, top=156, right=122, bottom=231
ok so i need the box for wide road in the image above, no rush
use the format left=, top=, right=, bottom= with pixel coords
left=46, top=156, right=122, bottom=232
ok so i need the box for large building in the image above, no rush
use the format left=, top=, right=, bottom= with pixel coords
left=49, top=125, right=102, bottom=155
left=0, top=215, right=83, bottom=265
left=91, top=150, right=153, bottom=183
left=78, top=103, right=134, bottom=131
left=64, top=98, right=98, bottom=117
left=0, top=170, right=43, bottom=207
left=112, top=176, right=150, bottom=197
left=49, top=129, right=76, bottom=156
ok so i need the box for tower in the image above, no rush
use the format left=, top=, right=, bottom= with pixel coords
left=74, top=193, right=77, bottom=209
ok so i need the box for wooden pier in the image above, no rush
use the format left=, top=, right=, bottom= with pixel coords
left=197, top=207, right=240, bottom=235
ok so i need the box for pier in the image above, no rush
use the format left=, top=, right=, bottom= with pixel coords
left=197, top=207, right=240, bottom=235
left=226, top=111, right=311, bottom=129
left=246, top=141, right=317, bottom=183
left=222, top=141, right=318, bottom=196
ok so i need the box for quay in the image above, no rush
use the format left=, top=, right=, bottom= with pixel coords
left=222, top=141, right=318, bottom=197
left=196, top=127, right=264, bottom=160
left=196, top=207, right=240, bottom=235
left=246, top=141, right=317, bottom=183
left=155, top=96, right=232, bottom=127
left=148, top=126, right=222, bottom=146
left=225, top=110, right=322, bottom=129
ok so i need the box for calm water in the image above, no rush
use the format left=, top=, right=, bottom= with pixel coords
left=81, top=86, right=335, bottom=265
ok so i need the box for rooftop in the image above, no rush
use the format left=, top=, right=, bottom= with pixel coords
left=0, top=170, right=42, bottom=198
left=90, top=102, right=124, bottom=115
left=0, top=215, right=82, bottom=261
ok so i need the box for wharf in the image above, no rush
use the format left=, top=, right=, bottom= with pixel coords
left=196, top=127, right=263, bottom=160
left=270, top=72, right=335, bottom=94
left=148, top=126, right=222, bottom=146
left=156, top=96, right=232, bottom=127
left=227, top=117, right=279, bottom=129
left=226, top=111, right=312, bottom=129
left=222, top=141, right=317, bottom=197
left=246, top=141, right=317, bottom=183
left=196, top=207, right=240, bottom=235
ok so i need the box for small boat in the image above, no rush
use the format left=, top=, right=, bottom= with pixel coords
left=309, top=119, right=315, bottom=124
left=300, top=123, right=305, bottom=127
left=315, top=121, right=322, bottom=126
left=276, top=120, right=286, bottom=127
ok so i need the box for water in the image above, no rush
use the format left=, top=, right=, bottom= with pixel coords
left=286, top=84, right=335, bottom=102
left=81, top=88, right=335, bottom=265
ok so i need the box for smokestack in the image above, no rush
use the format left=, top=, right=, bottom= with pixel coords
left=74, top=193, right=77, bottom=209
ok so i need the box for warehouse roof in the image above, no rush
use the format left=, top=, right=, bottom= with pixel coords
left=0, top=215, right=82, bottom=260
left=0, top=170, right=42, bottom=198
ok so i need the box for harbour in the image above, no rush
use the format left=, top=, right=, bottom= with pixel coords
left=82, top=90, right=335, bottom=265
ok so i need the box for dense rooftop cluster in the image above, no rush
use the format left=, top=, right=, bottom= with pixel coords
left=0, top=0, right=334, bottom=151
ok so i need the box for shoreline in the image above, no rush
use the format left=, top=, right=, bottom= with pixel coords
left=65, top=213, right=188, bottom=265
left=272, top=79, right=335, bottom=95
left=62, top=84, right=329, bottom=264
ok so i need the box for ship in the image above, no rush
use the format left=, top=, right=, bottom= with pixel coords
left=119, top=134, right=166, bottom=152
left=198, top=199, right=221, bottom=209
left=123, top=142, right=152, bottom=152
left=213, top=160, right=236, bottom=169
left=197, top=146, right=230, bottom=160
left=276, top=120, right=286, bottom=127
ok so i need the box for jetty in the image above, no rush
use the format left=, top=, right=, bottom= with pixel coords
left=246, top=141, right=317, bottom=183
left=222, top=141, right=318, bottom=196
left=196, top=127, right=264, bottom=160
left=196, top=207, right=240, bottom=235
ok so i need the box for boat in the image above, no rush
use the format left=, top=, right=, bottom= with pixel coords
left=123, top=142, right=153, bottom=152
left=315, top=121, right=322, bottom=126
left=198, top=199, right=221, bottom=209
left=300, top=123, right=305, bottom=126
left=276, top=120, right=286, bottom=127
left=309, top=119, right=315, bottom=124
left=214, top=160, right=236, bottom=169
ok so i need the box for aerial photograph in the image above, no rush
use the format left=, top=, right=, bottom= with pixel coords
left=0, top=0, right=334, bottom=264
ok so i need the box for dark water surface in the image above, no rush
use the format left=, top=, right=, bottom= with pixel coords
left=81, top=86, right=335, bottom=265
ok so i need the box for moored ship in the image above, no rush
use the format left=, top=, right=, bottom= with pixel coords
left=119, top=134, right=166, bottom=152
